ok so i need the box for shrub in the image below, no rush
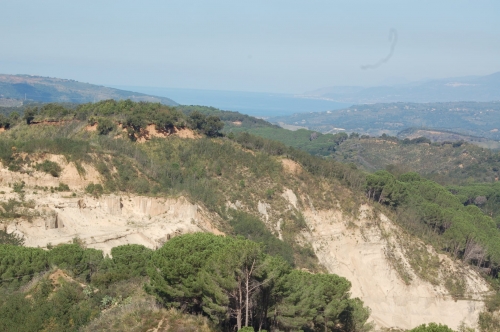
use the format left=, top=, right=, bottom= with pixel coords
left=85, top=183, right=104, bottom=197
left=132, top=178, right=150, bottom=194
left=35, top=160, right=62, bottom=177
left=56, top=183, right=70, bottom=192
left=12, top=181, right=25, bottom=194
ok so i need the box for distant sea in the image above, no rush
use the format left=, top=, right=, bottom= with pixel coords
left=111, top=86, right=351, bottom=118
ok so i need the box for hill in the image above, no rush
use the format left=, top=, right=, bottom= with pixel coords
left=330, top=135, right=500, bottom=184
left=302, top=71, right=500, bottom=103
left=397, top=128, right=500, bottom=150
left=182, top=106, right=500, bottom=186
left=1, top=101, right=500, bottom=330
left=271, top=101, right=500, bottom=141
left=0, top=74, right=177, bottom=106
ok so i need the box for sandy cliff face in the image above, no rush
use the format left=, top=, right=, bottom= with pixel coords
left=6, top=192, right=220, bottom=255
left=301, top=204, right=489, bottom=330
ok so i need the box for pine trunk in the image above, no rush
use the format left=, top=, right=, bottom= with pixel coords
left=245, top=267, right=250, bottom=327
left=237, top=276, right=242, bottom=330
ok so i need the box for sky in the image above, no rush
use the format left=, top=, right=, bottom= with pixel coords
left=1, top=0, right=499, bottom=93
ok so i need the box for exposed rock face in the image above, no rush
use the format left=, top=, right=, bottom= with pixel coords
left=281, top=188, right=298, bottom=209
left=9, top=193, right=220, bottom=255
left=258, top=201, right=270, bottom=222
left=129, top=196, right=198, bottom=220
left=101, top=195, right=122, bottom=215
left=302, top=204, right=489, bottom=330
left=45, top=212, right=63, bottom=229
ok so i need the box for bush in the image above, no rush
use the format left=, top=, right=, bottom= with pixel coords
left=12, top=181, right=25, bottom=194
left=35, top=160, right=62, bottom=177
left=56, top=183, right=70, bottom=192
left=132, top=178, right=150, bottom=194
left=85, top=183, right=104, bottom=197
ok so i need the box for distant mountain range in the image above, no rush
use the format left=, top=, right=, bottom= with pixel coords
left=301, top=72, right=500, bottom=103
left=0, top=74, right=177, bottom=106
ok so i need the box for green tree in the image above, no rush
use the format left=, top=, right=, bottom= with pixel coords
left=0, top=230, right=24, bottom=246
left=23, top=107, right=38, bottom=124
left=9, top=112, right=20, bottom=123
left=96, top=117, right=116, bottom=135
left=92, top=244, right=152, bottom=285
left=310, top=273, right=352, bottom=332
left=274, top=270, right=315, bottom=330
left=409, top=323, right=455, bottom=332
left=0, top=114, right=10, bottom=129
left=125, top=113, right=147, bottom=135
left=340, top=298, right=373, bottom=332
left=147, top=233, right=232, bottom=310
left=201, top=239, right=267, bottom=330
left=274, top=270, right=370, bottom=332
left=189, top=111, right=206, bottom=131
left=203, top=115, right=224, bottom=137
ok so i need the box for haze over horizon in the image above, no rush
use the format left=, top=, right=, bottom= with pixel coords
left=2, top=1, right=499, bottom=94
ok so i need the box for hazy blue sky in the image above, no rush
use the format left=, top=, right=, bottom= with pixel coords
left=1, top=0, right=499, bottom=93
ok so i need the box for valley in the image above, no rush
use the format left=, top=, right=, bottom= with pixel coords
left=1, top=101, right=500, bottom=331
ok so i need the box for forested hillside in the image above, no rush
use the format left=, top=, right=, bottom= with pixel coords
left=1, top=100, right=500, bottom=330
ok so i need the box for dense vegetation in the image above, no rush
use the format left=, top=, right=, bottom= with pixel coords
left=2, top=101, right=500, bottom=277
left=178, top=105, right=274, bottom=130
left=148, top=233, right=372, bottom=331
left=0, top=241, right=212, bottom=331
left=447, top=182, right=500, bottom=225
left=366, top=171, right=500, bottom=276
left=331, top=134, right=500, bottom=185
left=0, top=234, right=372, bottom=332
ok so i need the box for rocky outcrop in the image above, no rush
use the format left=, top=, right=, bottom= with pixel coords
left=45, top=212, right=63, bottom=229
left=281, top=188, right=298, bottom=209
left=100, top=196, right=122, bottom=215
left=258, top=201, right=270, bottom=222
